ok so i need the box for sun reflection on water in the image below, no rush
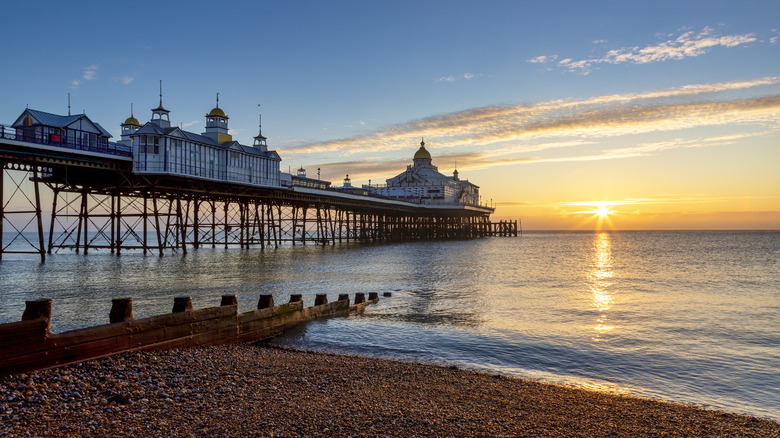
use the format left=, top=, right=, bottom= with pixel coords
left=590, top=232, right=614, bottom=340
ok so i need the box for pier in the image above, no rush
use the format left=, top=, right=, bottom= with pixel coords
left=0, top=108, right=518, bottom=262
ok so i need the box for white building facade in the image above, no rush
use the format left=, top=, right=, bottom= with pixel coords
left=119, top=95, right=281, bottom=187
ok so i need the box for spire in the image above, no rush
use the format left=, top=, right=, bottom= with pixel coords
left=150, top=80, right=171, bottom=127
left=152, top=80, right=169, bottom=112
left=122, top=103, right=141, bottom=127
left=254, top=104, right=268, bottom=150
left=67, top=93, right=71, bottom=116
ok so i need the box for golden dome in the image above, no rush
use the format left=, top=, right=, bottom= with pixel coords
left=207, top=107, right=227, bottom=118
left=122, top=116, right=141, bottom=126
left=414, top=139, right=431, bottom=160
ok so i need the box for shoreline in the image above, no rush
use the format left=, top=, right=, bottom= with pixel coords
left=1, top=343, right=778, bottom=437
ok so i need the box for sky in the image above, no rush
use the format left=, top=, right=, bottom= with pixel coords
left=1, top=0, right=778, bottom=230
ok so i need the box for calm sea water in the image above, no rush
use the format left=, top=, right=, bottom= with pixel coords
left=0, top=231, right=778, bottom=420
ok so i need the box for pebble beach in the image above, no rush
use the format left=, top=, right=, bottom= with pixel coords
left=0, top=343, right=777, bottom=437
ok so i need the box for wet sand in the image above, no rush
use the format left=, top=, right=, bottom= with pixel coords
left=1, top=343, right=777, bottom=437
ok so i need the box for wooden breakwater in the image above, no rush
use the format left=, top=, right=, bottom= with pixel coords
left=0, top=292, right=381, bottom=377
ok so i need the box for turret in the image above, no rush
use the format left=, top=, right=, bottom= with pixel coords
left=413, top=138, right=432, bottom=168
left=120, top=104, right=141, bottom=144
left=253, top=112, right=268, bottom=151
left=202, top=93, right=232, bottom=145
left=150, top=80, right=171, bottom=128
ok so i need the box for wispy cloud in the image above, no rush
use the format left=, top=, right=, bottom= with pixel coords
left=71, top=64, right=99, bottom=88
left=284, top=77, right=780, bottom=184
left=528, top=55, right=557, bottom=64
left=437, top=73, right=477, bottom=82
left=284, top=77, right=780, bottom=160
left=531, top=27, right=758, bottom=74
left=82, top=65, right=98, bottom=80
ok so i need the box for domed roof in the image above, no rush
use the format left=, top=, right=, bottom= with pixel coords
left=122, top=116, right=141, bottom=126
left=414, top=139, right=431, bottom=160
left=207, top=107, right=227, bottom=118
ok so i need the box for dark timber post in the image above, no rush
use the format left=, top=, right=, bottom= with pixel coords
left=223, top=200, right=229, bottom=249
left=115, top=191, right=122, bottom=255
left=152, top=191, right=163, bottom=256
left=32, top=164, right=45, bottom=262
left=193, top=198, right=200, bottom=249
left=109, top=298, right=133, bottom=323
left=258, top=294, right=274, bottom=309
left=142, top=193, right=148, bottom=254
left=46, top=186, right=59, bottom=254
left=22, top=299, right=52, bottom=333
left=172, top=296, right=193, bottom=313
left=221, top=294, right=238, bottom=306
left=0, top=161, right=3, bottom=261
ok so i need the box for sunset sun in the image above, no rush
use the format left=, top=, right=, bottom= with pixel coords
left=596, top=206, right=610, bottom=217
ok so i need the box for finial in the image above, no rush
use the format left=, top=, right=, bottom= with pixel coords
left=421, top=137, right=425, bottom=147
left=257, top=104, right=263, bottom=135
left=68, top=93, right=71, bottom=116
left=159, top=80, right=163, bottom=106
left=216, top=92, right=219, bottom=109
left=130, top=103, right=134, bottom=117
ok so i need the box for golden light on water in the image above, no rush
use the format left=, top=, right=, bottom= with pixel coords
left=590, top=232, right=615, bottom=341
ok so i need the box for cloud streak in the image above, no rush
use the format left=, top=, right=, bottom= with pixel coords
left=531, top=27, right=757, bottom=73
left=71, top=64, right=99, bottom=88
left=284, top=77, right=780, bottom=159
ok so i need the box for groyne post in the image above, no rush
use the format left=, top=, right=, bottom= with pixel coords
left=314, top=294, right=328, bottom=306
left=338, top=293, right=350, bottom=304
left=258, top=294, right=274, bottom=309
left=220, top=294, right=238, bottom=306
left=289, top=294, right=303, bottom=303
left=172, top=296, right=193, bottom=313
left=22, top=299, right=52, bottom=333
left=368, top=292, right=379, bottom=301
left=109, top=298, right=133, bottom=323
left=354, top=293, right=365, bottom=304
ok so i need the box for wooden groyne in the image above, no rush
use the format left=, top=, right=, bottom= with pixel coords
left=0, top=292, right=380, bottom=377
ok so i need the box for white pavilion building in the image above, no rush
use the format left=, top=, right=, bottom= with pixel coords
left=118, top=91, right=281, bottom=187
left=368, top=140, right=480, bottom=206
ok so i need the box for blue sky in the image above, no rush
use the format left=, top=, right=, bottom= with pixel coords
left=2, top=0, right=778, bottom=228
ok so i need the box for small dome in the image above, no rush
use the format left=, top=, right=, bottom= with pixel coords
left=414, top=145, right=431, bottom=160
left=122, top=116, right=141, bottom=126
left=207, top=107, right=227, bottom=118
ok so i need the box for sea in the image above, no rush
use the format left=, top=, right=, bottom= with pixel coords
left=0, top=231, right=778, bottom=420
